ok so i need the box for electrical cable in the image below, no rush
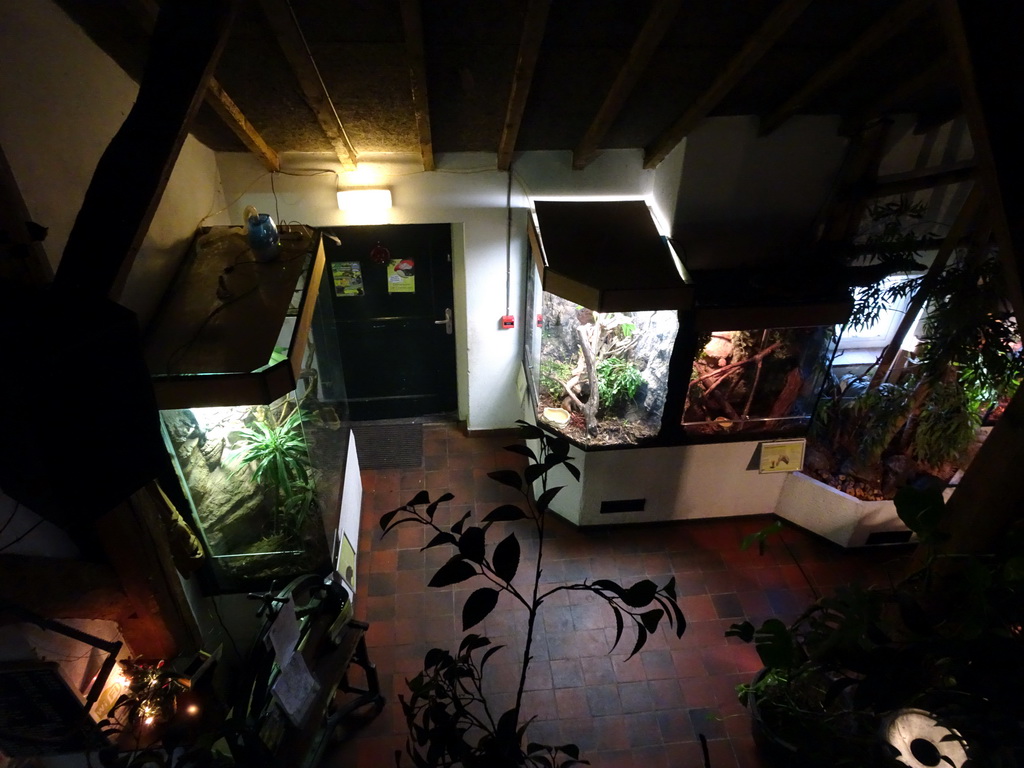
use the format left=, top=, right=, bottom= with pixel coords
left=0, top=517, right=43, bottom=553
left=285, top=0, right=357, bottom=164
left=210, top=596, right=243, bottom=663
left=505, top=166, right=513, bottom=316
left=271, top=171, right=281, bottom=223
left=0, top=500, right=20, bottom=538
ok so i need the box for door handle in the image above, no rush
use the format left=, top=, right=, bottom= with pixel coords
left=434, top=307, right=453, bottom=335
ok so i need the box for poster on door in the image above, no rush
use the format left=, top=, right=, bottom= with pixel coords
left=387, top=258, right=416, bottom=294
left=331, top=261, right=364, bottom=297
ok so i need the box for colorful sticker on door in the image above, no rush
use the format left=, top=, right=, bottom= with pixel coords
left=387, top=258, right=415, bottom=294
left=331, top=261, right=364, bottom=297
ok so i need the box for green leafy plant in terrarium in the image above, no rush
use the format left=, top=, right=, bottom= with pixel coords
left=595, top=356, right=643, bottom=411
left=380, top=422, right=689, bottom=767
left=810, top=198, right=1022, bottom=497
left=230, top=402, right=313, bottom=536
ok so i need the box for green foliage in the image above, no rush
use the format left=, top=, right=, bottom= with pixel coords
left=912, top=380, right=980, bottom=466
left=381, top=421, right=687, bottom=767
left=730, top=496, right=1024, bottom=767
left=231, top=402, right=313, bottom=533
left=595, top=356, right=643, bottom=411
left=539, top=359, right=573, bottom=399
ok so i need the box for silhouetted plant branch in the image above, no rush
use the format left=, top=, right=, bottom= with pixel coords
left=380, top=421, right=688, bottom=767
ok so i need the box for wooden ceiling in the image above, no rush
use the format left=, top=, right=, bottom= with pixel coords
left=55, top=0, right=960, bottom=172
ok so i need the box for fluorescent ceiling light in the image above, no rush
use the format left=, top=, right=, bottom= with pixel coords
left=337, top=188, right=392, bottom=211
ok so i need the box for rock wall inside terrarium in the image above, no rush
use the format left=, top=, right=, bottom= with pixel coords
left=161, top=393, right=333, bottom=591
left=683, top=327, right=831, bottom=439
left=535, top=292, right=678, bottom=447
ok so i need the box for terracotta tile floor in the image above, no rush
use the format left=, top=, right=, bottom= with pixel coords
left=325, top=421, right=911, bottom=768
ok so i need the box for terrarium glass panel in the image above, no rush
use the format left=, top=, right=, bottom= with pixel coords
left=682, top=327, right=832, bottom=439
left=161, top=392, right=340, bottom=592
left=534, top=292, right=678, bottom=447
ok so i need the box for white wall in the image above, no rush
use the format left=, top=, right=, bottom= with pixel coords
left=215, top=148, right=684, bottom=431
left=671, top=115, right=848, bottom=270
left=545, top=441, right=786, bottom=526
left=0, top=0, right=228, bottom=329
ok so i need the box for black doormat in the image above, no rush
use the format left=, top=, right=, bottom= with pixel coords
left=351, top=422, right=423, bottom=470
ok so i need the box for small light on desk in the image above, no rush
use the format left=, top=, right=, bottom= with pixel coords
left=337, top=188, right=392, bottom=211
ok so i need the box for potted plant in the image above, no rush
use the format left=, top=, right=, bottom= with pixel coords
left=380, top=421, right=691, bottom=767
left=730, top=488, right=1024, bottom=767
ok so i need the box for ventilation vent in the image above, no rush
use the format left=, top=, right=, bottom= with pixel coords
left=864, top=530, right=913, bottom=546
left=600, top=498, right=646, bottom=514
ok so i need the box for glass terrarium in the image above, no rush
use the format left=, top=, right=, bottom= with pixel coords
left=682, top=326, right=833, bottom=439
left=145, top=226, right=348, bottom=592
left=525, top=199, right=693, bottom=448
left=532, top=292, right=678, bottom=447
left=161, top=392, right=337, bottom=591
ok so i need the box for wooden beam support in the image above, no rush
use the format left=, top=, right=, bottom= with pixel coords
left=0, top=142, right=52, bottom=286
left=868, top=182, right=982, bottom=388
left=939, top=0, right=1024, bottom=317
left=399, top=0, right=435, bottom=172
left=204, top=79, right=281, bottom=172
left=760, top=0, right=935, bottom=137
left=839, top=57, right=952, bottom=137
left=497, top=0, right=551, bottom=172
left=643, top=0, right=812, bottom=169
left=573, top=0, right=682, bottom=170
left=867, top=157, right=975, bottom=199
left=53, top=0, right=237, bottom=298
left=257, top=0, right=358, bottom=169
left=816, top=120, right=893, bottom=249
left=124, top=0, right=280, bottom=172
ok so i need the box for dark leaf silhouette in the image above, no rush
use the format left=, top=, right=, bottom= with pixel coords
left=463, top=588, right=500, bottom=630
left=493, top=532, right=520, bottom=582
left=425, top=492, right=454, bottom=519
left=459, top=526, right=486, bottom=563
left=409, top=490, right=431, bottom=506
left=429, top=557, right=477, bottom=588
left=483, top=504, right=528, bottom=523
left=423, top=531, right=457, bottom=550
left=488, top=469, right=522, bottom=491
left=503, top=443, right=538, bottom=461
left=536, top=485, right=564, bottom=513
left=623, top=579, right=658, bottom=607
left=514, top=419, right=545, bottom=440
left=640, top=608, right=664, bottom=633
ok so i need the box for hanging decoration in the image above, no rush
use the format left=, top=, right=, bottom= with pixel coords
left=370, top=243, right=391, bottom=264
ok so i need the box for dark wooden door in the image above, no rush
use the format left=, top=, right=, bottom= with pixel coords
left=321, top=223, right=457, bottom=420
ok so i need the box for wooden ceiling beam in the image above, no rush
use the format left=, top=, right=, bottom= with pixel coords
left=839, top=57, right=952, bottom=136
left=572, top=0, right=682, bottom=170
left=256, top=0, right=358, bottom=169
left=912, top=0, right=1024, bottom=558
left=939, top=0, right=1024, bottom=316
left=643, top=0, right=813, bottom=170
left=124, top=0, right=280, bottom=172
left=760, top=0, right=935, bottom=137
left=867, top=157, right=975, bottom=198
left=497, top=0, right=551, bottom=172
left=399, top=0, right=434, bottom=172
left=204, top=79, right=280, bottom=172
left=54, top=0, right=237, bottom=297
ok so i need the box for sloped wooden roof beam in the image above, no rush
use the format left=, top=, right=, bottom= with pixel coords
left=643, top=0, right=813, bottom=170
left=257, top=0, right=358, bottom=169
left=497, top=0, right=550, bottom=172
left=759, top=0, right=935, bottom=137
left=573, top=0, right=682, bottom=170
left=399, top=0, right=434, bottom=172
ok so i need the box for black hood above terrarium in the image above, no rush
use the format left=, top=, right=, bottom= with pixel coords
left=530, top=200, right=693, bottom=312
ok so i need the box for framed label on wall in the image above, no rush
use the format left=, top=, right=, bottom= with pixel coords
left=758, top=439, right=806, bottom=473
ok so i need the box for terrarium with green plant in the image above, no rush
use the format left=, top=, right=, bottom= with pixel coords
left=806, top=197, right=1022, bottom=500
left=532, top=293, right=678, bottom=447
